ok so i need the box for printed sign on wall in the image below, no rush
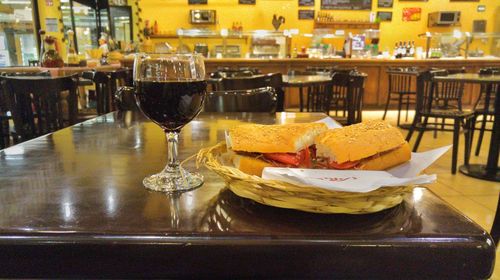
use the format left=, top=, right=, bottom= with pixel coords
left=298, top=10, right=315, bottom=20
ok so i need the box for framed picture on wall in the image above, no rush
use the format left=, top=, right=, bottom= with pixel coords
left=321, top=0, right=372, bottom=10
left=299, top=0, right=314, bottom=6
left=188, top=0, right=207, bottom=4
left=239, top=0, right=256, bottom=4
left=298, top=10, right=315, bottom=19
left=450, top=0, right=479, bottom=1
left=402, top=7, right=421, bottom=21
left=377, top=11, right=392, bottom=21
left=378, top=0, right=392, bottom=7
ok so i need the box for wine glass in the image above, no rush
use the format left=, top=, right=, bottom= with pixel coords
left=133, top=53, right=207, bottom=193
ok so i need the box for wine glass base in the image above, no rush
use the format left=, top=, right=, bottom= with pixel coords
left=143, top=168, right=204, bottom=193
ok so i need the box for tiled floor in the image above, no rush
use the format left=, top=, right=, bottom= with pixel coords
left=363, top=110, right=500, bottom=279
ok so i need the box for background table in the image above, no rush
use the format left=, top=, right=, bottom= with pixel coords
left=0, top=111, right=495, bottom=278
left=282, top=74, right=332, bottom=112
left=434, top=73, right=500, bottom=182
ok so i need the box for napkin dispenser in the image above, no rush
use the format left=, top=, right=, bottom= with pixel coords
left=190, top=10, right=216, bottom=24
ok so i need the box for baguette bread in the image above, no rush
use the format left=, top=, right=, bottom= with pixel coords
left=229, top=122, right=328, bottom=153
left=315, top=120, right=407, bottom=164
left=358, top=142, right=411, bottom=170
left=232, top=154, right=273, bottom=177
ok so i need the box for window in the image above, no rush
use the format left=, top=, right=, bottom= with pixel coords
left=0, top=0, right=38, bottom=66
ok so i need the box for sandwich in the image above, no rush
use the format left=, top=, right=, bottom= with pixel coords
left=227, top=122, right=328, bottom=176
left=314, top=120, right=411, bottom=170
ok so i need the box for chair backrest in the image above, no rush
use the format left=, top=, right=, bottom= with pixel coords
left=203, top=87, right=277, bottom=113
left=1, top=75, right=79, bottom=141
left=82, top=70, right=112, bottom=115
left=219, top=73, right=283, bottom=90
left=415, top=69, right=448, bottom=115
left=387, top=67, right=418, bottom=95
left=327, top=71, right=366, bottom=125
left=432, top=68, right=466, bottom=110
left=0, top=71, right=51, bottom=113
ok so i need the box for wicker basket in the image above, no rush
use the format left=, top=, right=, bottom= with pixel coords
left=196, top=142, right=414, bottom=214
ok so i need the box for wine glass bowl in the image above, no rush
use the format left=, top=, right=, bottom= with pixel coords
left=133, top=53, right=207, bottom=193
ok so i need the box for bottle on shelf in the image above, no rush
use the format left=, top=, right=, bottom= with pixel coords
left=393, top=42, right=399, bottom=58
left=409, top=41, right=415, bottom=57
left=153, top=21, right=159, bottom=35
left=38, top=30, right=46, bottom=66
left=66, top=29, right=79, bottom=65
left=400, top=41, right=407, bottom=57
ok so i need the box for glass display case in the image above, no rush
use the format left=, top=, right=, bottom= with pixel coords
left=418, top=31, right=500, bottom=59
left=151, top=29, right=291, bottom=58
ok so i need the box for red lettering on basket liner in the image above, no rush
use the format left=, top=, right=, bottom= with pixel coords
left=316, top=177, right=358, bottom=182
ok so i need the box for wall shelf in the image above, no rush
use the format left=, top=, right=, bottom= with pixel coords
left=314, top=21, right=380, bottom=30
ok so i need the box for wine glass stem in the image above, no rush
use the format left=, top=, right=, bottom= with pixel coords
left=166, top=131, right=180, bottom=172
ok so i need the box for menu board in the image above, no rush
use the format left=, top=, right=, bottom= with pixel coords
left=321, top=0, right=372, bottom=10
left=188, top=0, right=207, bottom=4
left=298, top=10, right=315, bottom=19
left=299, top=0, right=314, bottom=6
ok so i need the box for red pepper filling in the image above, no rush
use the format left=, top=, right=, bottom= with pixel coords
left=263, top=146, right=313, bottom=168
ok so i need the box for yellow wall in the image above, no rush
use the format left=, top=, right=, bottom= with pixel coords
left=35, top=0, right=499, bottom=56
left=37, top=0, right=66, bottom=58
left=138, top=0, right=499, bottom=54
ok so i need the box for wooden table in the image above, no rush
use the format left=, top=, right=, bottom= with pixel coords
left=0, top=111, right=495, bottom=279
left=434, top=73, right=500, bottom=182
left=282, top=74, right=332, bottom=112
left=0, top=64, right=121, bottom=77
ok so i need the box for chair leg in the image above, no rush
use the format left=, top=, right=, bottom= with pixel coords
left=475, top=114, right=488, bottom=156
left=451, top=119, right=460, bottom=174
left=413, top=116, right=428, bottom=152
left=433, top=117, right=438, bottom=139
left=397, top=94, right=403, bottom=126
left=406, top=114, right=419, bottom=142
left=405, top=94, right=410, bottom=122
left=464, top=116, right=475, bottom=166
left=382, top=93, right=391, bottom=120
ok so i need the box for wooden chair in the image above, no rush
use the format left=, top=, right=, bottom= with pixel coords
left=82, top=68, right=132, bottom=115
left=405, top=70, right=475, bottom=174
left=382, top=67, right=419, bottom=127
left=0, top=71, right=51, bottom=148
left=218, top=73, right=285, bottom=112
left=324, top=71, right=366, bottom=125
left=203, top=87, right=277, bottom=113
left=1, top=75, right=78, bottom=143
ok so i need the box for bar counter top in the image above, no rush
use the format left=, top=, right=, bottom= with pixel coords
left=0, top=111, right=495, bottom=278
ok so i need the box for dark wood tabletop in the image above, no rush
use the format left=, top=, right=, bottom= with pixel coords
left=433, top=73, right=500, bottom=83
left=282, top=74, right=332, bottom=86
left=0, top=111, right=495, bottom=279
